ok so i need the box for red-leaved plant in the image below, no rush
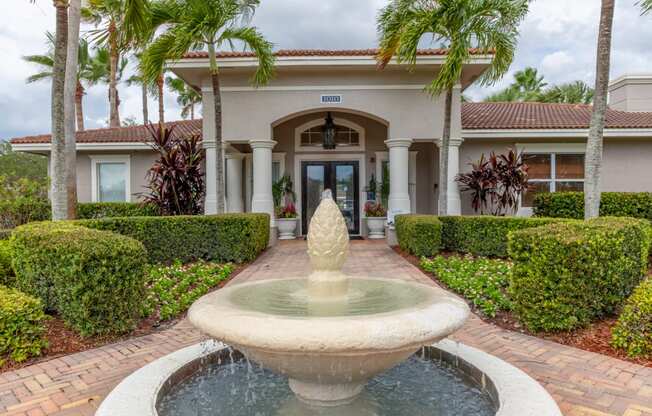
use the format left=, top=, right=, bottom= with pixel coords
left=364, top=201, right=387, bottom=217
left=276, top=202, right=298, bottom=219
left=141, top=124, right=205, bottom=215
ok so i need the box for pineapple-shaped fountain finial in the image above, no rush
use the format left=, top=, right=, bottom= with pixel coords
left=306, top=189, right=349, bottom=272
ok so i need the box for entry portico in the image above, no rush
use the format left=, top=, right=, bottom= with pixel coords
left=170, top=49, right=493, bottom=234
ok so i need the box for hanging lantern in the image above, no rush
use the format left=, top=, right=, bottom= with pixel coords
left=322, top=112, right=336, bottom=150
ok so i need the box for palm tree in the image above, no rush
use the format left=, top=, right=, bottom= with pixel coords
left=512, top=67, right=547, bottom=100
left=641, top=0, right=652, bottom=13
left=126, top=69, right=152, bottom=124
left=377, top=0, right=529, bottom=215
left=166, top=76, right=202, bottom=119
left=538, top=81, right=594, bottom=104
left=86, top=46, right=129, bottom=124
left=141, top=0, right=275, bottom=214
left=485, top=85, right=521, bottom=102
left=83, top=0, right=149, bottom=127
left=584, top=0, right=615, bottom=219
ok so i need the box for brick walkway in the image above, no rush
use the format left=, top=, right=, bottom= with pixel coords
left=1, top=240, right=651, bottom=416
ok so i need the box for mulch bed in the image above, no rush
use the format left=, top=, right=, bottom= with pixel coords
left=1, top=262, right=249, bottom=373
left=393, top=246, right=652, bottom=368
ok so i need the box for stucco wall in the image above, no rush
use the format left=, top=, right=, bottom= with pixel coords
left=609, top=82, right=652, bottom=112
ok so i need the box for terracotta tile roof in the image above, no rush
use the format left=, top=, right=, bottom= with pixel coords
left=462, top=102, right=652, bottom=130
left=11, top=103, right=652, bottom=145
left=183, top=48, right=489, bottom=59
left=10, top=120, right=202, bottom=145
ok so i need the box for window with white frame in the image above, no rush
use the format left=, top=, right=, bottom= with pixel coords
left=521, top=152, right=585, bottom=207
left=91, top=156, right=130, bottom=202
left=300, top=125, right=360, bottom=147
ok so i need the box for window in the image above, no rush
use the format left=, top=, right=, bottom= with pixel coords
left=294, top=118, right=365, bottom=152
left=521, top=152, right=585, bottom=207
left=300, top=125, right=360, bottom=147
left=90, top=156, right=130, bottom=202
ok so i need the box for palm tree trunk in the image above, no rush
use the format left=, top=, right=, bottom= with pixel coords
left=75, top=82, right=84, bottom=131
left=157, top=74, right=164, bottom=125
left=209, top=44, right=225, bottom=214
left=585, top=0, right=615, bottom=219
left=63, top=0, right=81, bottom=219
left=141, top=82, right=149, bottom=124
left=437, top=87, right=453, bottom=215
left=108, top=25, right=120, bottom=128
left=51, top=0, right=68, bottom=221
left=190, top=103, right=194, bottom=120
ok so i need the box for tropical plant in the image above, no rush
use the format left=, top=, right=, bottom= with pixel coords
left=380, top=163, right=390, bottom=208
left=126, top=53, right=155, bottom=124
left=456, top=149, right=529, bottom=216
left=86, top=46, right=129, bottom=125
left=166, top=76, right=202, bottom=119
left=276, top=202, right=298, bottom=219
left=377, top=0, right=529, bottom=215
left=641, top=0, right=652, bottom=14
left=585, top=0, right=615, bottom=219
left=141, top=124, right=206, bottom=215
left=485, top=67, right=545, bottom=102
left=141, top=0, right=275, bottom=214
left=538, top=81, right=594, bottom=104
left=0, top=142, right=47, bottom=183
left=364, top=201, right=387, bottom=218
left=272, top=174, right=296, bottom=209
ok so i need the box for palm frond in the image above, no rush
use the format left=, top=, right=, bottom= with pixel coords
left=219, top=26, right=275, bottom=86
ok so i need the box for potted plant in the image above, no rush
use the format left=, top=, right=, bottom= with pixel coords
left=364, top=201, right=387, bottom=239
left=276, top=202, right=298, bottom=240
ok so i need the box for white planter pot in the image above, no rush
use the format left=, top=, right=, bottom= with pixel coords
left=366, top=217, right=386, bottom=239
left=277, top=218, right=298, bottom=240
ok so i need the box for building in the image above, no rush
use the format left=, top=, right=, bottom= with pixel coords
left=10, top=50, right=652, bottom=237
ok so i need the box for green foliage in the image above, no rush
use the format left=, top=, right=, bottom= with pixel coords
left=534, top=192, right=652, bottom=220
left=77, top=202, right=159, bottom=218
left=76, top=213, right=269, bottom=264
left=142, top=261, right=232, bottom=321
left=0, top=286, right=48, bottom=364
left=421, top=255, right=512, bottom=317
left=395, top=215, right=443, bottom=257
left=0, top=230, right=11, bottom=241
left=0, top=142, right=47, bottom=184
left=612, top=278, right=652, bottom=358
left=11, top=222, right=147, bottom=336
left=440, top=216, right=567, bottom=257
left=0, top=240, right=14, bottom=286
left=508, top=217, right=651, bottom=332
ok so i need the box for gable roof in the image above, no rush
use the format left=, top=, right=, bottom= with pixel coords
left=182, top=48, right=489, bottom=59
left=10, top=102, right=652, bottom=146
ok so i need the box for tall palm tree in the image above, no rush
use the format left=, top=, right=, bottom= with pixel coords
left=126, top=69, right=152, bottom=124
left=83, top=0, right=149, bottom=127
left=23, top=33, right=96, bottom=131
left=584, top=0, right=615, bottom=219
left=87, top=46, right=129, bottom=124
left=485, top=67, right=546, bottom=102
left=141, top=0, right=275, bottom=214
left=166, top=76, right=202, bottom=119
left=538, top=81, right=594, bottom=104
left=641, top=0, right=652, bottom=13
left=378, top=0, right=529, bottom=215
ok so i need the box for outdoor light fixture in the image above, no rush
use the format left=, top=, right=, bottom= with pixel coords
left=322, top=112, right=336, bottom=150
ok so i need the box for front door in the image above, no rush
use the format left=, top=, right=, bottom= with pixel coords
left=301, top=161, right=360, bottom=235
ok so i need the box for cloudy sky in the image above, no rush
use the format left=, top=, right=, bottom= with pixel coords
left=1, top=0, right=651, bottom=141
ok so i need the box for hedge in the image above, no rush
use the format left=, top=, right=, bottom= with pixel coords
left=0, top=200, right=158, bottom=229
left=612, top=278, right=652, bottom=357
left=533, top=192, right=652, bottom=220
left=395, top=215, right=442, bottom=257
left=0, top=240, right=14, bottom=286
left=75, top=213, right=270, bottom=264
left=440, top=216, right=567, bottom=257
left=11, top=222, right=147, bottom=336
left=508, top=217, right=651, bottom=332
left=0, top=286, right=48, bottom=364
left=0, top=229, right=11, bottom=240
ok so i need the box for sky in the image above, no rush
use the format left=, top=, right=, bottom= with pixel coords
left=1, top=0, right=652, bottom=141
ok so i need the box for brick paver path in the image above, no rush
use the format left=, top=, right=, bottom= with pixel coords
left=1, top=240, right=651, bottom=416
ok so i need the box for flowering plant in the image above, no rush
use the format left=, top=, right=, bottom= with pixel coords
left=364, top=201, right=386, bottom=217
left=276, top=202, right=298, bottom=219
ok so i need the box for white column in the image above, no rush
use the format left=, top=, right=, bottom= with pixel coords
left=226, top=153, right=244, bottom=213
left=436, top=138, right=464, bottom=215
left=202, top=88, right=218, bottom=215
left=385, top=138, right=413, bottom=222
left=249, top=140, right=277, bottom=224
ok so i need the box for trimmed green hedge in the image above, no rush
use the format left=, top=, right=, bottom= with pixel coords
left=77, top=202, right=160, bottom=219
left=75, top=213, right=269, bottom=264
left=11, top=222, right=147, bottom=336
left=508, top=217, right=651, bottom=332
left=440, top=216, right=567, bottom=257
left=612, top=278, right=652, bottom=357
left=533, top=192, right=652, bottom=220
left=0, top=240, right=14, bottom=286
left=395, top=215, right=442, bottom=257
left=0, top=286, right=48, bottom=364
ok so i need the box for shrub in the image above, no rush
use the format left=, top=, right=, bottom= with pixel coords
left=508, top=217, right=650, bottom=332
left=395, top=215, right=442, bottom=257
left=0, top=199, right=50, bottom=229
left=440, top=216, right=567, bottom=257
left=0, top=229, right=11, bottom=240
left=421, top=255, right=512, bottom=317
left=11, top=222, right=147, bottom=336
left=76, top=213, right=269, bottom=264
left=0, top=240, right=14, bottom=286
left=533, top=192, right=652, bottom=220
left=612, top=278, right=652, bottom=357
left=142, top=261, right=233, bottom=321
left=0, top=286, right=48, bottom=364
left=77, top=202, right=159, bottom=219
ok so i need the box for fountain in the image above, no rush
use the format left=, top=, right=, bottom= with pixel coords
left=96, top=190, right=562, bottom=416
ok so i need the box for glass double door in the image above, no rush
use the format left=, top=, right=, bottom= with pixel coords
left=301, top=161, right=360, bottom=235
